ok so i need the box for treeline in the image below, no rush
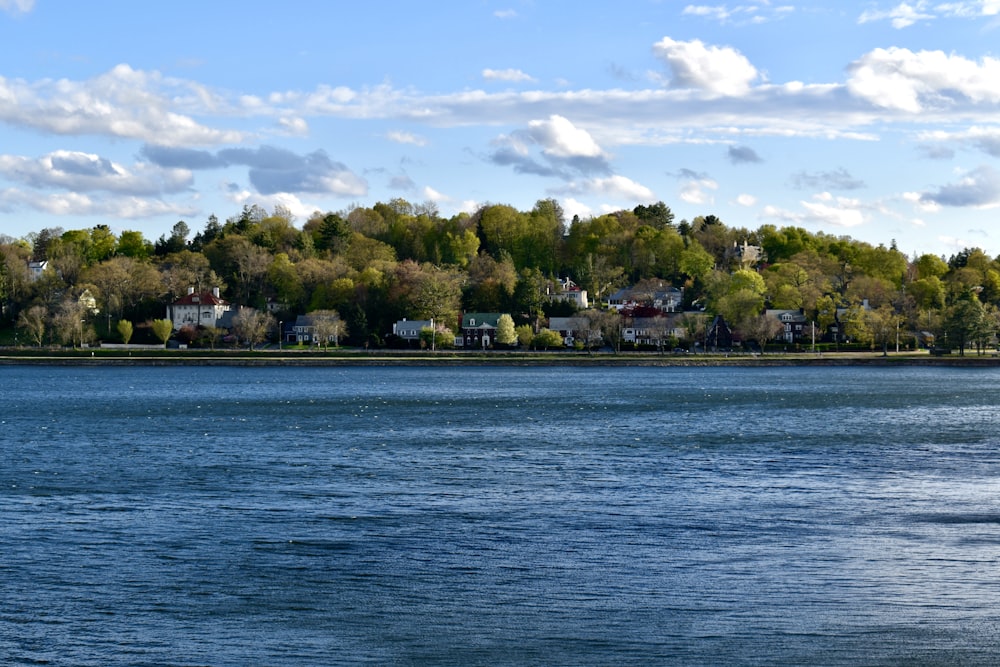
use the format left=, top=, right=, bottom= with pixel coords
left=0, top=197, right=995, bottom=351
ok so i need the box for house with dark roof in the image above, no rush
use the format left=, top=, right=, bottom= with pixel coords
left=391, top=318, right=432, bottom=345
left=766, top=308, right=812, bottom=344
left=706, top=315, right=734, bottom=351
left=460, top=313, right=504, bottom=349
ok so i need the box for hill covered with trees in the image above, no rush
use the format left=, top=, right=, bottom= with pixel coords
left=0, top=198, right=994, bottom=353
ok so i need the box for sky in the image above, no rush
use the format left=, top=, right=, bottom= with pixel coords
left=3, top=1, right=1000, bottom=260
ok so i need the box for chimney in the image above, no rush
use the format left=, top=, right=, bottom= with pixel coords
left=212, top=287, right=220, bottom=298
left=187, top=286, right=195, bottom=295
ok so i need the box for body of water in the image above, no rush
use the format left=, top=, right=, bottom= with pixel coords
left=4, top=365, right=1000, bottom=665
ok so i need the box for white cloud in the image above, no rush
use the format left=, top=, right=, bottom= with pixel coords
left=847, top=47, right=1000, bottom=113
left=0, top=187, right=196, bottom=218
left=0, top=0, right=34, bottom=15
left=859, top=1, right=1000, bottom=27
left=0, top=64, right=243, bottom=146
left=561, top=197, right=593, bottom=221
left=0, top=150, right=192, bottom=195
left=736, top=193, right=757, bottom=206
left=527, top=115, right=604, bottom=159
left=682, top=3, right=793, bottom=25
left=904, top=190, right=941, bottom=213
left=762, top=193, right=867, bottom=228
left=679, top=177, right=719, bottom=204
left=493, top=9, right=517, bottom=19
left=422, top=186, right=447, bottom=202
left=652, top=37, right=759, bottom=96
left=386, top=130, right=428, bottom=146
left=277, top=116, right=309, bottom=136
left=858, top=2, right=935, bottom=28
left=224, top=189, right=318, bottom=222
left=482, top=68, right=536, bottom=83
left=556, top=175, right=654, bottom=201
left=917, top=125, right=1000, bottom=157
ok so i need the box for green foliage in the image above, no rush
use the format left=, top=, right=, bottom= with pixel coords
left=151, top=319, right=173, bottom=346
left=515, top=324, right=534, bottom=347
left=5, top=197, right=1000, bottom=355
left=116, top=319, right=133, bottom=345
left=496, top=313, right=517, bottom=345
left=531, top=328, right=563, bottom=350
left=420, top=325, right=455, bottom=349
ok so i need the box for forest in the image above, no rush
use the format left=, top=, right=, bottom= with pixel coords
left=0, top=197, right=995, bottom=353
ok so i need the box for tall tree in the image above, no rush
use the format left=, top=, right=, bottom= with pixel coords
left=17, top=305, right=47, bottom=346
left=232, top=308, right=275, bottom=350
left=496, top=313, right=516, bottom=346
left=308, top=309, right=347, bottom=349
left=151, top=318, right=173, bottom=347
left=117, top=319, right=134, bottom=345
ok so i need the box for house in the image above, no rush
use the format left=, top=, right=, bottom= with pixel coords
left=705, top=314, right=734, bottom=350
left=727, top=240, right=763, bottom=269
left=549, top=316, right=599, bottom=347
left=292, top=312, right=345, bottom=345
left=766, top=309, right=812, bottom=343
left=167, top=287, right=232, bottom=331
left=622, top=314, right=686, bottom=347
left=77, top=288, right=99, bottom=316
left=547, top=278, right=589, bottom=309
left=27, top=260, right=49, bottom=281
left=391, top=318, right=433, bottom=345
left=607, top=283, right=683, bottom=313
left=461, top=312, right=504, bottom=349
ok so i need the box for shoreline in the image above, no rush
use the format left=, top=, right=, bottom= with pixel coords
left=1, top=349, right=998, bottom=367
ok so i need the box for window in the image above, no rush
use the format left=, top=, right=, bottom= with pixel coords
left=469, top=318, right=476, bottom=326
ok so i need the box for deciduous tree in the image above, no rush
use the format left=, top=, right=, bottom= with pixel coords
left=232, top=308, right=275, bottom=350
left=151, top=318, right=173, bottom=347
left=17, top=305, right=47, bottom=347
left=117, top=319, right=133, bottom=345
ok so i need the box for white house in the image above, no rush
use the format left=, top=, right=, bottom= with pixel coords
left=547, top=278, right=589, bottom=309
left=27, top=260, right=49, bottom=281
left=167, top=287, right=233, bottom=331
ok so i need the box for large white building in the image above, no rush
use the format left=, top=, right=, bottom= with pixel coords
left=167, top=287, right=233, bottom=331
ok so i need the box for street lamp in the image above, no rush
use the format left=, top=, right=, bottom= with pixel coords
left=278, top=320, right=283, bottom=350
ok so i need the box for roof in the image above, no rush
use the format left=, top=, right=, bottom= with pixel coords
left=461, top=313, right=504, bottom=328
left=171, top=291, right=229, bottom=306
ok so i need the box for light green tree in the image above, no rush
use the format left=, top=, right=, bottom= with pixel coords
left=151, top=318, right=173, bottom=347
left=117, top=319, right=133, bottom=345
left=868, top=305, right=902, bottom=356
left=531, top=328, right=563, bottom=350
left=420, top=325, right=455, bottom=349
left=515, top=324, right=534, bottom=347
left=496, top=313, right=516, bottom=345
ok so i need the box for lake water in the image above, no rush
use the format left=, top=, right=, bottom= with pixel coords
left=3, top=364, right=1000, bottom=665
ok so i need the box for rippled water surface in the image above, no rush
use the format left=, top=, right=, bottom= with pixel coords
left=4, top=365, right=1000, bottom=665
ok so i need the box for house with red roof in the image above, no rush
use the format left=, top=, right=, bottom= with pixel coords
left=167, top=287, right=233, bottom=331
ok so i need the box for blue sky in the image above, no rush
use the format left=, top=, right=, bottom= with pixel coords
left=3, top=1, right=1000, bottom=259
